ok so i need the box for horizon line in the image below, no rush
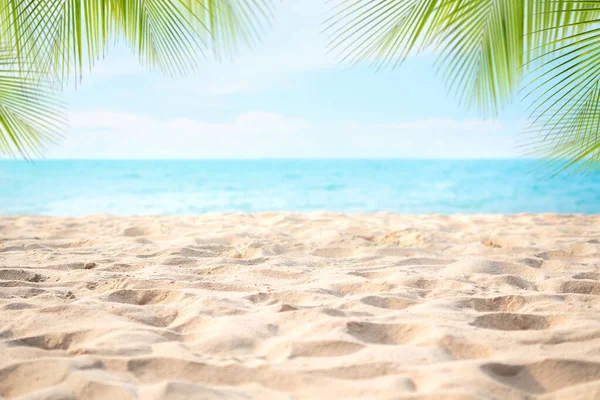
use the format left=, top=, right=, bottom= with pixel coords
left=0, top=157, right=538, bottom=162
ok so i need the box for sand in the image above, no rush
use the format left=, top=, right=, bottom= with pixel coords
left=1, top=213, right=600, bottom=399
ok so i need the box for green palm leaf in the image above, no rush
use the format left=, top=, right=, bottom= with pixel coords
left=326, top=0, right=527, bottom=115
left=0, top=48, right=65, bottom=157
left=0, top=0, right=276, bottom=157
left=524, top=1, right=600, bottom=172
left=0, top=0, right=276, bottom=82
left=327, top=0, right=600, bottom=172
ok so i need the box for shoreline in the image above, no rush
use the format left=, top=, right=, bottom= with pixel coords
left=2, top=211, right=597, bottom=217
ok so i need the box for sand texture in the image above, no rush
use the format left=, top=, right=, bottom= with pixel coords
left=1, top=213, right=600, bottom=399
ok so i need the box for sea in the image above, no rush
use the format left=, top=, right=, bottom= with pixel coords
left=1, top=159, right=599, bottom=215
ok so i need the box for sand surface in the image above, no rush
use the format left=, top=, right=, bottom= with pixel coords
left=1, top=213, right=600, bottom=399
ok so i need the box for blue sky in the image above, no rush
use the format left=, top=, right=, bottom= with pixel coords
left=49, top=1, right=526, bottom=159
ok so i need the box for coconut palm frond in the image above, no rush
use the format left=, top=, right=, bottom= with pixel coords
left=0, top=48, right=65, bottom=157
left=0, top=0, right=277, bottom=83
left=524, top=0, right=600, bottom=172
left=0, top=0, right=276, bottom=156
left=327, top=0, right=600, bottom=171
left=326, top=0, right=527, bottom=115
left=188, top=0, right=278, bottom=59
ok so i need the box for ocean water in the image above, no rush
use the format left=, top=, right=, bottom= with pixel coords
left=1, top=159, right=599, bottom=215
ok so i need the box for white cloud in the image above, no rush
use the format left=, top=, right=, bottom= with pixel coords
left=46, top=110, right=518, bottom=159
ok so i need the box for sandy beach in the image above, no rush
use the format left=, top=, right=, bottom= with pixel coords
left=1, top=213, right=600, bottom=399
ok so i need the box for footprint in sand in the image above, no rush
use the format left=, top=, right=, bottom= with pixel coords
left=346, top=321, right=427, bottom=345
left=472, top=313, right=551, bottom=331
left=481, top=359, right=600, bottom=394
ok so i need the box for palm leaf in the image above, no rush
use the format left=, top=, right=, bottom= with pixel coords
left=524, top=0, right=600, bottom=173
left=187, top=0, right=277, bottom=59
left=327, top=0, right=600, bottom=171
left=326, top=0, right=527, bottom=115
left=0, top=0, right=276, bottom=156
left=325, top=0, right=440, bottom=67
left=0, top=0, right=276, bottom=83
left=0, top=48, right=65, bottom=157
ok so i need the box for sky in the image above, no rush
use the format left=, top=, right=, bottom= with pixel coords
left=48, top=0, right=527, bottom=159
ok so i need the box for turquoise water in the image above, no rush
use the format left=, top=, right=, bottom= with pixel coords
left=1, top=160, right=599, bottom=215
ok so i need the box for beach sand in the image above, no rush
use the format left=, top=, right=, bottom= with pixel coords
left=1, top=213, right=600, bottom=399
